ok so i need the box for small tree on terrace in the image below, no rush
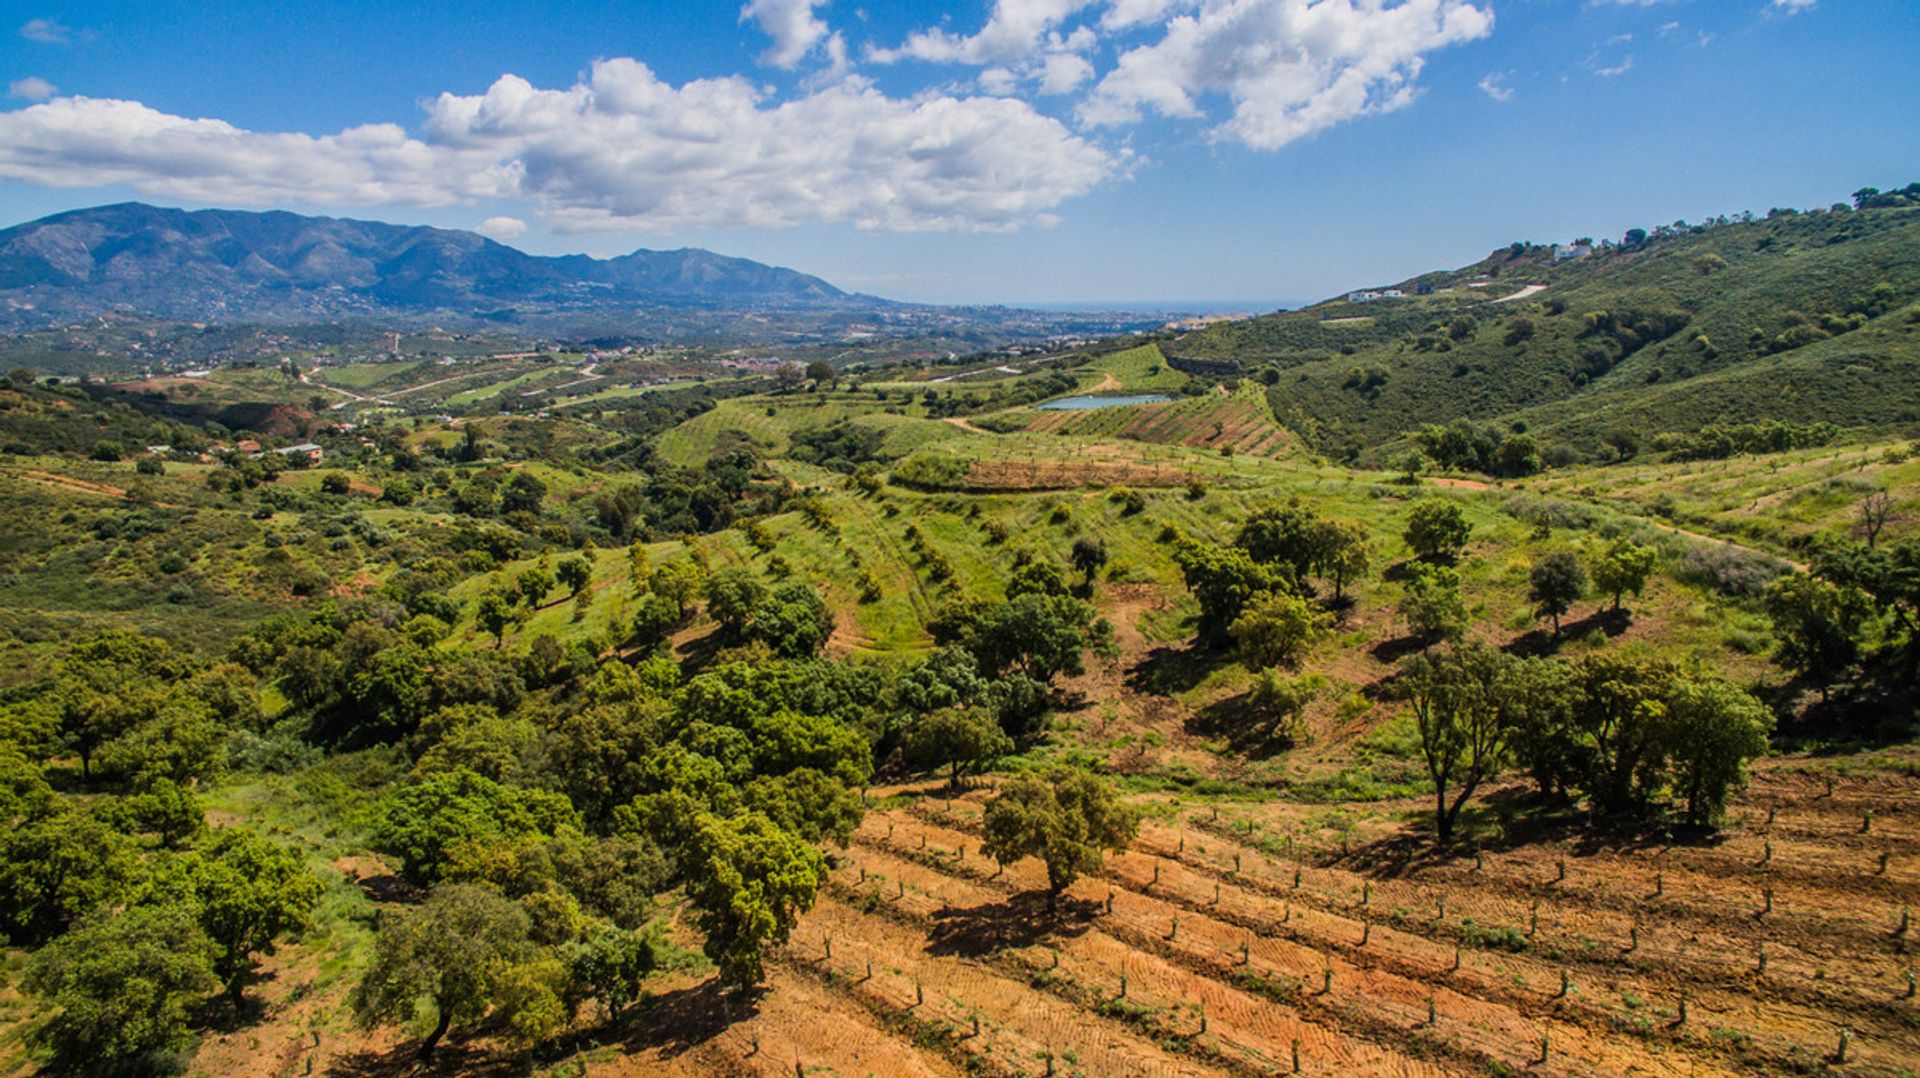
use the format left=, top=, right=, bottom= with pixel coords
left=1070, top=536, right=1109, bottom=586
left=981, top=767, right=1139, bottom=911
left=905, top=708, right=1014, bottom=786
left=1662, top=674, right=1771, bottom=826
left=1763, top=572, right=1873, bottom=701
left=1590, top=538, right=1657, bottom=614
left=704, top=568, right=768, bottom=641
left=556, top=555, right=593, bottom=598
left=1401, top=645, right=1511, bottom=842
left=1403, top=501, right=1472, bottom=562
left=1529, top=553, right=1588, bottom=636
left=476, top=590, right=518, bottom=648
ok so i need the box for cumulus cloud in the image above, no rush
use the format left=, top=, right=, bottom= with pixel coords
left=7, top=76, right=57, bottom=100
left=872, top=0, right=1099, bottom=65
left=19, top=17, right=70, bottom=43
left=1102, top=0, right=1194, bottom=31
left=424, top=59, right=1117, bottom=232
left=0, top=96, right=508, bottom=205
left=740, top=0, right=830, bottom=68
left=1079, top=0, right=1493, bottom=150
left=476, top=215, right=528, bottom=240
left=0, top=60, right=1117, bottom=233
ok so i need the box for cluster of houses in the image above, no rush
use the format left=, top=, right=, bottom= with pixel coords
left=1346, top=288, right=1407, bottom=303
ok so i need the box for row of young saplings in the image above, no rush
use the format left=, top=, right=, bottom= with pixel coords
left=890, top=801, right=1913, bottom=1068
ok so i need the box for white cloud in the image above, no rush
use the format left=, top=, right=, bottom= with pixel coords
left=0, top=96, right=507, bottom=206
left=1079, top=0, right=1493, bottom=150
left=1102, top=0, right=1194, bottom=31
left=1770, top=0, right=1815, bottom=12
left=19, top=17, right=70, bottom=43
left=1476, top=72, right=1512, bottom=102
left=476, top=215, right=528, bottom=240
left=740, top=0, right=830, bottom=68
left=872, top=0, right=1100, bottom=65
left=424, top=59, right=1118, bottom=232
left=1038, top=51, right=1095, bottom=94
left=7, top=76, right=57, bottom=100
left=0, top=60, right=1117, bottom=234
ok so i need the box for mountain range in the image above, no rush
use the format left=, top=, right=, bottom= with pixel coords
left=0, top=203, right=852, bottom=327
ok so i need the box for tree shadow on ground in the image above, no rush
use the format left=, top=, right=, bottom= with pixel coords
left=613, top=978, right=763, bottom=1061
left=924, top=890, right=1099, bottom=959
left=1338, top=786, right=1735, bottom=881
left=1126, top=641, right=1227, bottom=696
left=1368, top=634, right=1429, bottom=665
left=1503, top=609, right=1632, bottom=658
left=1186, top=692, right=1295, bottom=760
left=327, top=1031, right=523, bottom=1078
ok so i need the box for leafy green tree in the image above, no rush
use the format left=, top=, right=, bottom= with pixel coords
left=1591, top=538, right=1658, bottom=613
left=1401, top=645, right=1512, bottom=841
left=319, top=471, right=352, bottom=495
left=175, top=829, right=323, bottom=1008
left=568, top=925, right=658, bottom=1024
left=629, top=592, right=684, bottom=651
left=1246, top=669, right=1327, bottom=745
left=556, top=555, right=593, bottom=597
left=980, top=768, right=1139, bottom=911
left=0, top=811, right=136, bottom=944
left=476, top=589, right=518, bottom=648
left=705, top=568, right=768, bottom=640
left=517, top=563, right=556, bottom=609
left=353, top=884, right=540, bottom=1059
left=1662, top=674, right=1771, bottom=826
left=904, top=708, right=1013, bottom=786
left=1235, top=499, right=1324, bottom=579
left=1403, top=501, right=1472, bottom=562
left=1069, top=537, right=1109, bottom=585
left=1491, top=434, right=1541, bottom=478
left=1498, top=657, right=1581, bottom=799
left=650, top=560, right=707, bottom=619
left=1313, top=518, right=1373, bottom=602
left=681, top=812, right=827, bottom=986
left=626, top=541, right=651, bottom=590
left=1398, top=562, right=1467, bottom=647
left=97, top=777, right=206, bottom=848
left=1529, top=553, right=1588, bottom=635
left=742, top=767, right=865, bottom=846
left=1173, top=539, right=1291, bottom=644
left=1229, top=589, right=1327, bottom=670
left=804, top=359, right=835, bottom=386
left=1764, top=572, right=1874, bottom=700
left=1006, top=557, right=1069, bottom=598
left=373, top=769, right=581, bottom=885
left=1569, top=652, right=1678, bottom=817
left=967, top=593, right=1110, bottom=686
left=24, top=904, right=218, bottom=1072
left=751, top=581, right=835, bottom=658
left=502, top=471, right=548, bottom=515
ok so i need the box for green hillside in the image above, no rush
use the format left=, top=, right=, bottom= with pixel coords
left=1176, top=198, right=1920, bottom=462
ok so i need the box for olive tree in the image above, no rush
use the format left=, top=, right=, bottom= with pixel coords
left=980, top=767, right=1138, bottom=911
left=352, top=883, right=540, bottom=1059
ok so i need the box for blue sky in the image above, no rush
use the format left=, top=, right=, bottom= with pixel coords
left=1, top=1, right=1914, bottom=306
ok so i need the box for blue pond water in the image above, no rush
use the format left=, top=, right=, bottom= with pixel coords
left=1037, top=394, right=1171, bottom=411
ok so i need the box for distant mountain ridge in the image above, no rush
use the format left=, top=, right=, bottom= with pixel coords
left=0, top=203, right=851, bottom=325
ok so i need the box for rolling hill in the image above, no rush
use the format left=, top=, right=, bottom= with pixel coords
left=1173, top=190, right=1920, bottom=461
left=0, top=202, right=851, bottom=325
